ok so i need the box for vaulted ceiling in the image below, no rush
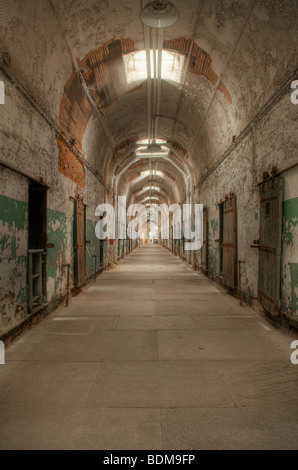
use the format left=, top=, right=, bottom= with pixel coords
left=1, top=0, right=297, bottom=205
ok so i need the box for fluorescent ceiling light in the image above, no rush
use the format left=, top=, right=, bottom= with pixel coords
left=143, top=186, right=161, bottom=192
left=143, top=196, right=159, bottom=201
left=135, top=142, right=169, bottom=158
left=140, top=1, right=179, bottom=29
left=139, top=143, right=164, bottom=153
left=137, top=138, right=167, bottom=144
left=136, top=153, right=167, bottom=158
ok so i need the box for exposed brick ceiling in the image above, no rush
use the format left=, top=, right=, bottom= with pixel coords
left=1, top=0, right=296, bottom=203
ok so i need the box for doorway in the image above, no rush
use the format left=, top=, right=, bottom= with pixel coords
left=201, top=207, right=208, bottom=274
left=28, top=180, right=47, bottom=311
left=74, top=199, right=86, bottom=288
left=258, top=176, right=283, bottom=315
left=219, top=197, right=237, bottom=290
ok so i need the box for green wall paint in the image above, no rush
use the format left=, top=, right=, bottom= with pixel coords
left=47, top=208, right=67, bottom=297
left=0, top=195, right=28, bottom=232
left=0, top=195, right=108, bottom=331
left=0, top=195, right=28, bottom=326
left=86, top=219, right=108, bottom=275
left=0, top=195, right=28, bottom=265
left=283, top=197, right=298, bottom=247
left=211, top=219, right=218, bottom=237
left=47, top=212, right=105, bottom=298
left=86, top=219, right=101, bottom=276
left=289, top=263, right=298, bottom=314
left=281, top=197, right=298, bottom=316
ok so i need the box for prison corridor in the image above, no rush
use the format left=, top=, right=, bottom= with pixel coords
left=0, top=245, right=297, bottom=450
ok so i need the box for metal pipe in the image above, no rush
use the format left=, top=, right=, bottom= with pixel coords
left=152, top=28, right=157, bottom=127
left=256, top=161, right=298, bottom=186
left=0, top=67, right=108, bottom=190
left=252, top=125, right=257, bottom=186
left=49, top=0, right=115, bottom=153
left=154, top=28, right=164, bottom=141
left=144, top=25, right=152, bottom=142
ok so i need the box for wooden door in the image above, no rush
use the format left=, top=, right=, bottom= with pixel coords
left=258, top=177, right=283, bottom=315
left=75, top=200, right=86, bottom=287
left=201, top=208, right=208, bottom=274
left=221, top=198, right=237, bottom=289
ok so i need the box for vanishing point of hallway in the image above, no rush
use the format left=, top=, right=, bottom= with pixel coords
left=0, top=245, right=297, bottom=450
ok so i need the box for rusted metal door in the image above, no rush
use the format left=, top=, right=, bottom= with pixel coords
left=220, top=198, right=237, bottom=289
left=74, top=200, right=86, bottom=287
left=258, top=177, right=283, bottom=315
left=201, top=208, right=208, bottom=274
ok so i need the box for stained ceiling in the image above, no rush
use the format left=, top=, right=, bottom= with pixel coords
left=0, top=0, right=297, bottom=206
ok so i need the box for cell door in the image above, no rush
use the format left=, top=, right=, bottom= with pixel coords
left=201, top=208, right=208, bottom=274
left=220, top=198, right=237, bottom=289
left=258, top=177, right=283, bottom=315
left=99, top=240, right=104, bottom=266
left=28, top=180, right=47, bottom=307
left=74, top=200, right=86, bottom=288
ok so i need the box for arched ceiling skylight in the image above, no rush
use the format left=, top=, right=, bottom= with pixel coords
left=137, top=169, right=168, bottom=180
left=142, top=196, right=159, bottom=202
left=142, top=186, right=161, bottom=192
left=124, top=50, right=185, bottom=85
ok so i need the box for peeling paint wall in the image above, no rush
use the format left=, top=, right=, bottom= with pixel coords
left=195, top=91, right=298, bottom=319
left=281, top=167, right=298, bottom=318
left=86, top=218, right=100, bottom=277
left=47, top=208, right=68, bottom=301
left=0, top=167, right=28, bottom=333
left=0, top=73, right=107, bottom=336
left=0, top=0, right=297, bottom=335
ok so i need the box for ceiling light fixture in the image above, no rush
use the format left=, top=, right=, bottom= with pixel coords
left=138, top=143, right=164, bottom=153
left=140, top=1, right=180, bottom=29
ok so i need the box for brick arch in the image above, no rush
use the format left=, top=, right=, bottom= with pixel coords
left=57, top=38, right=137, bottom=187
left=57, top=37, right=232, bottom=187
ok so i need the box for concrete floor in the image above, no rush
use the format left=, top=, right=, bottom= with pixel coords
left=0, top=245, right=298, bottom=450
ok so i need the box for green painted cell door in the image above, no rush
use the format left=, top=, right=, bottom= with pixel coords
left=258, top=176, right=284, bottom=315
left=220, top=198, right=237, bottom=289
left=201, top=208, right=208, bottom=274
left=74, top=200, right=86, bottom=288
left=99, top=240, right=104, bottom=266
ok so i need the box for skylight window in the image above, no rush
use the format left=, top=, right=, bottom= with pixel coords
left=135, top=146, right=169, bottom=157
left=124, top=50, right=185, bottom=85
left=137, top=139, right=167, bottom=145
left=140, top=170, right=165, bottom=178
left=132, top=170, right=166, bottom=185
left=142, top=186, right=161, bottom=192
left=143, top=196, right=159, bottom=201
left=153, top=170, right=165, bottom=178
